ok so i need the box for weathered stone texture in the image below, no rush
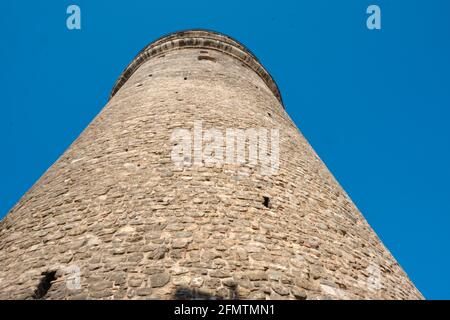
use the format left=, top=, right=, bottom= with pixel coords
left=0, top=30, right=422, bottom=300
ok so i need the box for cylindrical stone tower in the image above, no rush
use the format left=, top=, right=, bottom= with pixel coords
left=0, top=30, right=422, bottom=300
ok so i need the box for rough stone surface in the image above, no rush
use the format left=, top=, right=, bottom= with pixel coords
left=0, top=30, right=423, bottom=300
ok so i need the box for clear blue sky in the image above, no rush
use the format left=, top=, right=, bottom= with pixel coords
left=0, top=1, right=449, bottom=299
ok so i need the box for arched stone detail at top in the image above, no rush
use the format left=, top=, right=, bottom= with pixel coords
left=110, top=29, right=284, bottom=107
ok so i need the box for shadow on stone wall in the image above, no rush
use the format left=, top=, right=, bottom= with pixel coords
left=172, top=285, right=239, bottom=300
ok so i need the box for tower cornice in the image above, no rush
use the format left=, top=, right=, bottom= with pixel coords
left=110, top=29, right=284, bottom=107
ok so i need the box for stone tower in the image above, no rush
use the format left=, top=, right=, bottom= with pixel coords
left=0, top=30, right=422, bottom=300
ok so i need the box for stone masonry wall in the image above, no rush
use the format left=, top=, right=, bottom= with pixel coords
left=0, top=31, right=423, bottom=300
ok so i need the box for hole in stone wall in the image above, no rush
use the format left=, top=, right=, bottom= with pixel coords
left=268, top=112, right=272, bottom=117
left=263, top=196, right=270, bottom=208
left=200, top=50, right=209, bottom=54
left=198, top=56, right=217, bottom=62
left=149, top=74, right=153, bottom=77
left=33, top=271, right=57, bottom=300
left=184, top=77, right=188, bottom=80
